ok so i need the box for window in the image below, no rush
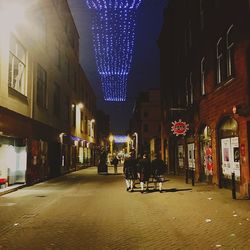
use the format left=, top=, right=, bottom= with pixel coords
left=53, top=83, right=60, bottom=117
left=143, top=111, right=148, bottom=118
left=226, top=25, right=234, bottom=77
left=216, top=37, right=224, bottom=84
left=201, top=57, right=205, bottom=95
left=8, top=35, right=26, bottom=95
left=143, top=124, right=148, bottom=132
left=36, top=10, right=46, bottom=46
left=71, top=103, right=76, bottom=128
left=185, top=73, right=194, bottom=106
left=37, top=64, right=47, bottom=108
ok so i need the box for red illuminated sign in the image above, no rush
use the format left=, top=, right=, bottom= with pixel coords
left=171, top=119, right=189, bottom=136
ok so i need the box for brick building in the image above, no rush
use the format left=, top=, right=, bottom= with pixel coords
left=158, top=0, right=250, bottom=197
left=0, top=0, right=96, bottom=187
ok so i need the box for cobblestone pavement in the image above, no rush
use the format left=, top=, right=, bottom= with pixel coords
left=0, top=166, right=249, bottom=250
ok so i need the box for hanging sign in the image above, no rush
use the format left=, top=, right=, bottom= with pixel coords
left=171, top=119, right=189, bottom=136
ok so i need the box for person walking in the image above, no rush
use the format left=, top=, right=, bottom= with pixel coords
left=137, top=153, right=150, bottom=193
left=151, top=153, right=167, bottom=192
left=111, top=155, right=119, bottom=174
left=123, top=153, right=138, bottom=192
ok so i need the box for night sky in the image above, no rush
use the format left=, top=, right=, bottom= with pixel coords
left=68, top=0, right=168, bottom=134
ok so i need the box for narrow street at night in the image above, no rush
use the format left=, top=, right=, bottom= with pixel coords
left=0, top=167, right=249, bottom=250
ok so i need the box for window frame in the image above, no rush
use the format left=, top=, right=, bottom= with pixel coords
left=37, top=64, right=47, bottom=109
left=8, top=35, right=27, bottom=96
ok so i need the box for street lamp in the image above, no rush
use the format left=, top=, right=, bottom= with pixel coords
left=109, top=134, right=114, bottom=155
left=126, top=136, right=131, bottom=155
left=133, top=132, right=138, bottom=159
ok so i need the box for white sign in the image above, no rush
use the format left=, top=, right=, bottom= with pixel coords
left=187, top=143, right=195, bottom=169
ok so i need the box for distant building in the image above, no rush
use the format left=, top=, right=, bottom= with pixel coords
left=96, top=109, right=110, bottom=150
left=129, top=89, right=161, bottom=159
left=0, top=0, right=96, bottom=187
left=158, top=0, right=250, bottom=197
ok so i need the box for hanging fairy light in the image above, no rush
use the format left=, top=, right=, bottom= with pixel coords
left=86, top=0, right=142, bottom=101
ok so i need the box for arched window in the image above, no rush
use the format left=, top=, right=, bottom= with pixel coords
left=226, top=24, right=234, bottom=77
left=200, top=57, right=205, bottom=95
left=216, top=37, right=223, bottom=84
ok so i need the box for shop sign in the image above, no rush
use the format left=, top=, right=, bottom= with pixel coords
left=171, top=119, right=189, bottom=136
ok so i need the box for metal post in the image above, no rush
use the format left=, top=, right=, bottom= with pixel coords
left=232, top=172, right=236, bottom=199
left=185, top=167, right=188, bottom=184
left=191, top=168, right=195, bottom=186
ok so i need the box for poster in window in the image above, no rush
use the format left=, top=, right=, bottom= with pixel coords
left=221, top=138, right=231, bottom=176
left=204, top=145, right=213, bottom=175
left=230, top=137, right=240, bottom=178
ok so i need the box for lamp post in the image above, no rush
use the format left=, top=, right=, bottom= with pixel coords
left=126, top=136, right=131, bottom=155
left=133, top=132, right=138, bottom=159
left=109, top=134, right=114, bottom=156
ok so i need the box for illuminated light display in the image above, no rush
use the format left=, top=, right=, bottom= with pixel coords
left=86, top=0, right=142, bottom=101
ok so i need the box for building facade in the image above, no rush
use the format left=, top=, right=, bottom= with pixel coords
left=158, top=0, right=250, bottom=197
left=0, top=0, right=96, bottom=187
left=129, top=89, right=161, bottom=160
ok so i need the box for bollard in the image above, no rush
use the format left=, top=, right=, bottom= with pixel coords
left=191, top=168, right=195, bottom=186
left=232, top=172, right=236, bottom=199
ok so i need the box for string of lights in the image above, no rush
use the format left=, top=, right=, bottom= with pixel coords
left=86, top=0, right=142, bottom=101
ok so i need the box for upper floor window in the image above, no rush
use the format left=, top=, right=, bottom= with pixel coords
left=216, top=37, right=224, bottom=84
left=143, top=124, right=148, bottom=133
left=8, top=35, right=26, bottom=95
left=37, top=64, right=47, bottom=108
left=200, top=57, right=205, bottom=95
left=36, top=10, right=46, bottom=47
left=185, top=72, right=194, bottom=106
left=226, top=24, right=234, bottom=77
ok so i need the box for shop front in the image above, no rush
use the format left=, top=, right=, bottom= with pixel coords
left=0, top=135, right=27, bottom=188
left=218, top=117, right=240, bottom=190
left=199, top=125, right=213, bottom=183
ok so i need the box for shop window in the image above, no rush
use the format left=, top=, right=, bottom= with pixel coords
left=219, top=117, right=240, bottom=180
left=199, top=126, right=213, bottom=180
left=37, top=64, right=47, bottom=108
left=8, top=35, right=26, bottom=95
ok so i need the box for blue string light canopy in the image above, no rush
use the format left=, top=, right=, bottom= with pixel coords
left=86, top=0, right=142, bottom=101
